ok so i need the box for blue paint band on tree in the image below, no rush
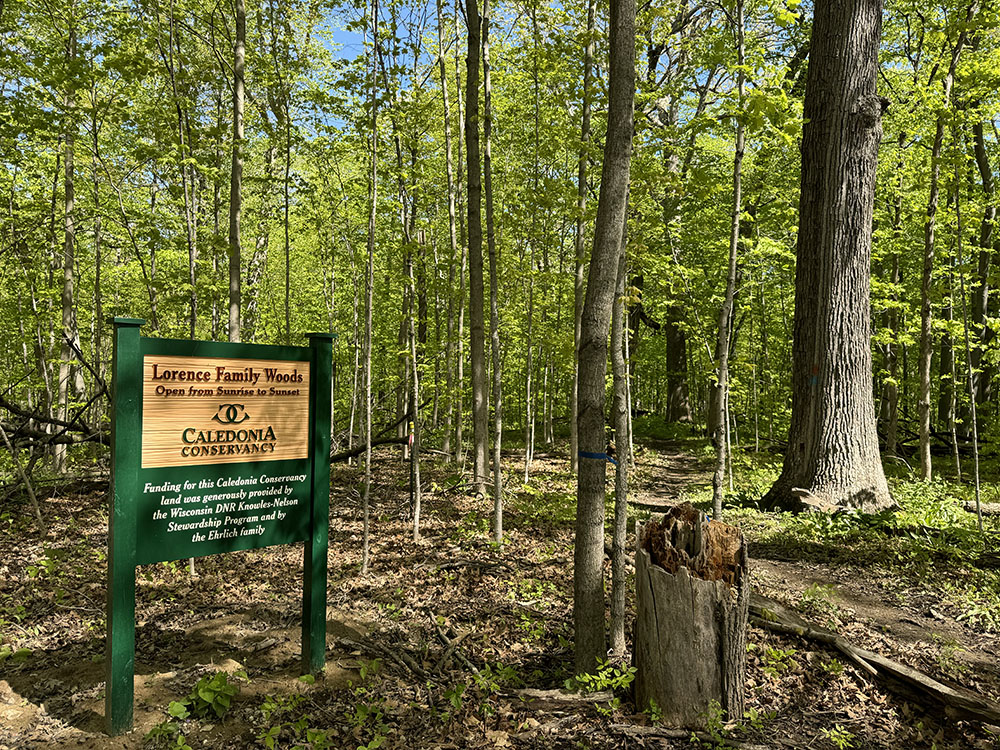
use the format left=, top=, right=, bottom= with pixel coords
left=578, top=451, right=618, bottom=466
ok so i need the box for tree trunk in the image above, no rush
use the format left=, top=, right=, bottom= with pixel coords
left=634, top=504, right=748, bottom=726
left=970, top=120, right=995, bottom=413
left=571, top=0, right=595, bottom=474
left=574, top=0, right=635, bottom=675
left=882, top=130, right=905, bottom=456
left=710, top=0, right=745, bottom=519
left=760, top=0, right=891, bottom=512
left=610, top=242, right=629, bottom=657
left=483, top=0, right=502, bottom=542
left=362, top=0, right=378, bottom=574
left=437, top=0, right=457, bottom=460
left=917, top=5, right=973, bottom=481
left=454, top=0, right=466, bottom=465
left=465, top=0, right=488, bottom=495
left=228, top=0, right=246, bottom=343
left=55, top=24, right=77, bottom=475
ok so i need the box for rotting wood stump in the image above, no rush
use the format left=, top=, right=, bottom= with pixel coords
left=634, top=503, right=749, bottom=728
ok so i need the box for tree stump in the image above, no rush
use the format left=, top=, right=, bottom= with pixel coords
left=634, top=503, right=749, bottom=728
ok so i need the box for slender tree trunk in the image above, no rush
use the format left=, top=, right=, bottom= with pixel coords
left=970, top=121, right=995, bottom=411
left=524, top=2, right=541, bottom=483
left=90, top=112, right=103, bottom=397
left=918, top=6, right=973, bottom=481
left=55, top=24, right=77, bottom=475
left=408, top=240, right=423, bottom=541
left=610, top=240, right=629, bottom=657
left=574, top=0, right=635, bottom=674
left=482, top=0, right=502, bottom=542
left=711, top=0, right=745, bottom=519
left=761, top=0, right=891, bottom=512
left=284, top=106, right=292, bottom=344
left=362, top=0, right=378, bottom=574
left=228, top=0, right=246, bottom=343
left=465, top=0, right=488, bottom=496
left=956, top=151, right=984, bottom=529
left=571, top=0, right=595, bottom=475
left=454, top=0, right=467, bottom=465
left=438, top=0, right=458, bottom=460
left=883, top=131, right=905, bottom=456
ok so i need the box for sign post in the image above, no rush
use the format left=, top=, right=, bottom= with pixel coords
left=106, top=319, right=332, bottom=735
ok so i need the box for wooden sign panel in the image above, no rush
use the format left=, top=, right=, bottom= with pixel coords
left=141, top=354, right=310, bottom=468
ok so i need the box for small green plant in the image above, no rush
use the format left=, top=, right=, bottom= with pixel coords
left=740, top=706, right=775, bottom=732
left=645, top=697, right=663, bottom=725
left=820, top=657, right=845, bottom=675
left=801, top=583, right=840, bottom=623
left=144, top=720, right=192, bottom=750
left=565, top=659, right=636, bottom=716
left=172, top=671, right=242, bottom=720
left=690, top=699, right=727, bottom=748
left=819, top=723, right=855, bottom=749
left=931, top=634, right=969, bottom=679
left=761, top=646, right=798, bottom=677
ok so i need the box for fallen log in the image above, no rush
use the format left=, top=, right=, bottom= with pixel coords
left=750, top=592, right=1000, bottom=724
left=963, top=501, right=1000, bottom=517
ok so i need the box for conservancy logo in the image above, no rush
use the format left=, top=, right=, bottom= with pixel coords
left=213, top=403, right=250, bottom=425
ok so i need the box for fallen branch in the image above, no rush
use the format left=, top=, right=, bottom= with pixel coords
left=0, top=422, right=46, bottom=534
left=750, top=592, right=1000, bottom=724
left=435, top=626, right=480, bottom=678
left=333, top=635, right=428, bottom=681
left=964, top=501, right=1000, bottom=517
left=513, top=687, right=614, bottom=707
left=330, top=436, right=407, bottom=463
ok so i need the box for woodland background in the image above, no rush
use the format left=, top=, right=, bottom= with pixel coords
left=2, top=0, right=998, bottom=478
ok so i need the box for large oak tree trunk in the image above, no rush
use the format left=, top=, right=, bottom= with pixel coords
left=761, top=0, right=891, bottom=512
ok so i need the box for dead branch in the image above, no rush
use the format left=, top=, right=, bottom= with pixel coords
left=333, top=636, right=428, bottom=681
left=750, top=592, right=1000, bottom=724
left=0, top=422, right=46, bottom=534
left=330, top=436, right=408, bottom=463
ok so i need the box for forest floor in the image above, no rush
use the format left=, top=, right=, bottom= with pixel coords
left=2, top=420, right=1000, bottom=749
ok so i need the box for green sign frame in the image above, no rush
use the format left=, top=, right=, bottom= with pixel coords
left=106, top=319, right=333, bottom=735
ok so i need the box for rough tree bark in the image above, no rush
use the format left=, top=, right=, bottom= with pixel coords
left=574, top=0, right=635, bottom=674
left=760, top=0, right=892, bottom=512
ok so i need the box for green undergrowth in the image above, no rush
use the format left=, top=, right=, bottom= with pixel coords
left=712, top=449, right=1000, bottom=632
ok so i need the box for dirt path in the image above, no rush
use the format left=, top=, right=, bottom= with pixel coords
left=631, top=438, right=712, bottom=511
left=630, top=438, right=1000, bottom=711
